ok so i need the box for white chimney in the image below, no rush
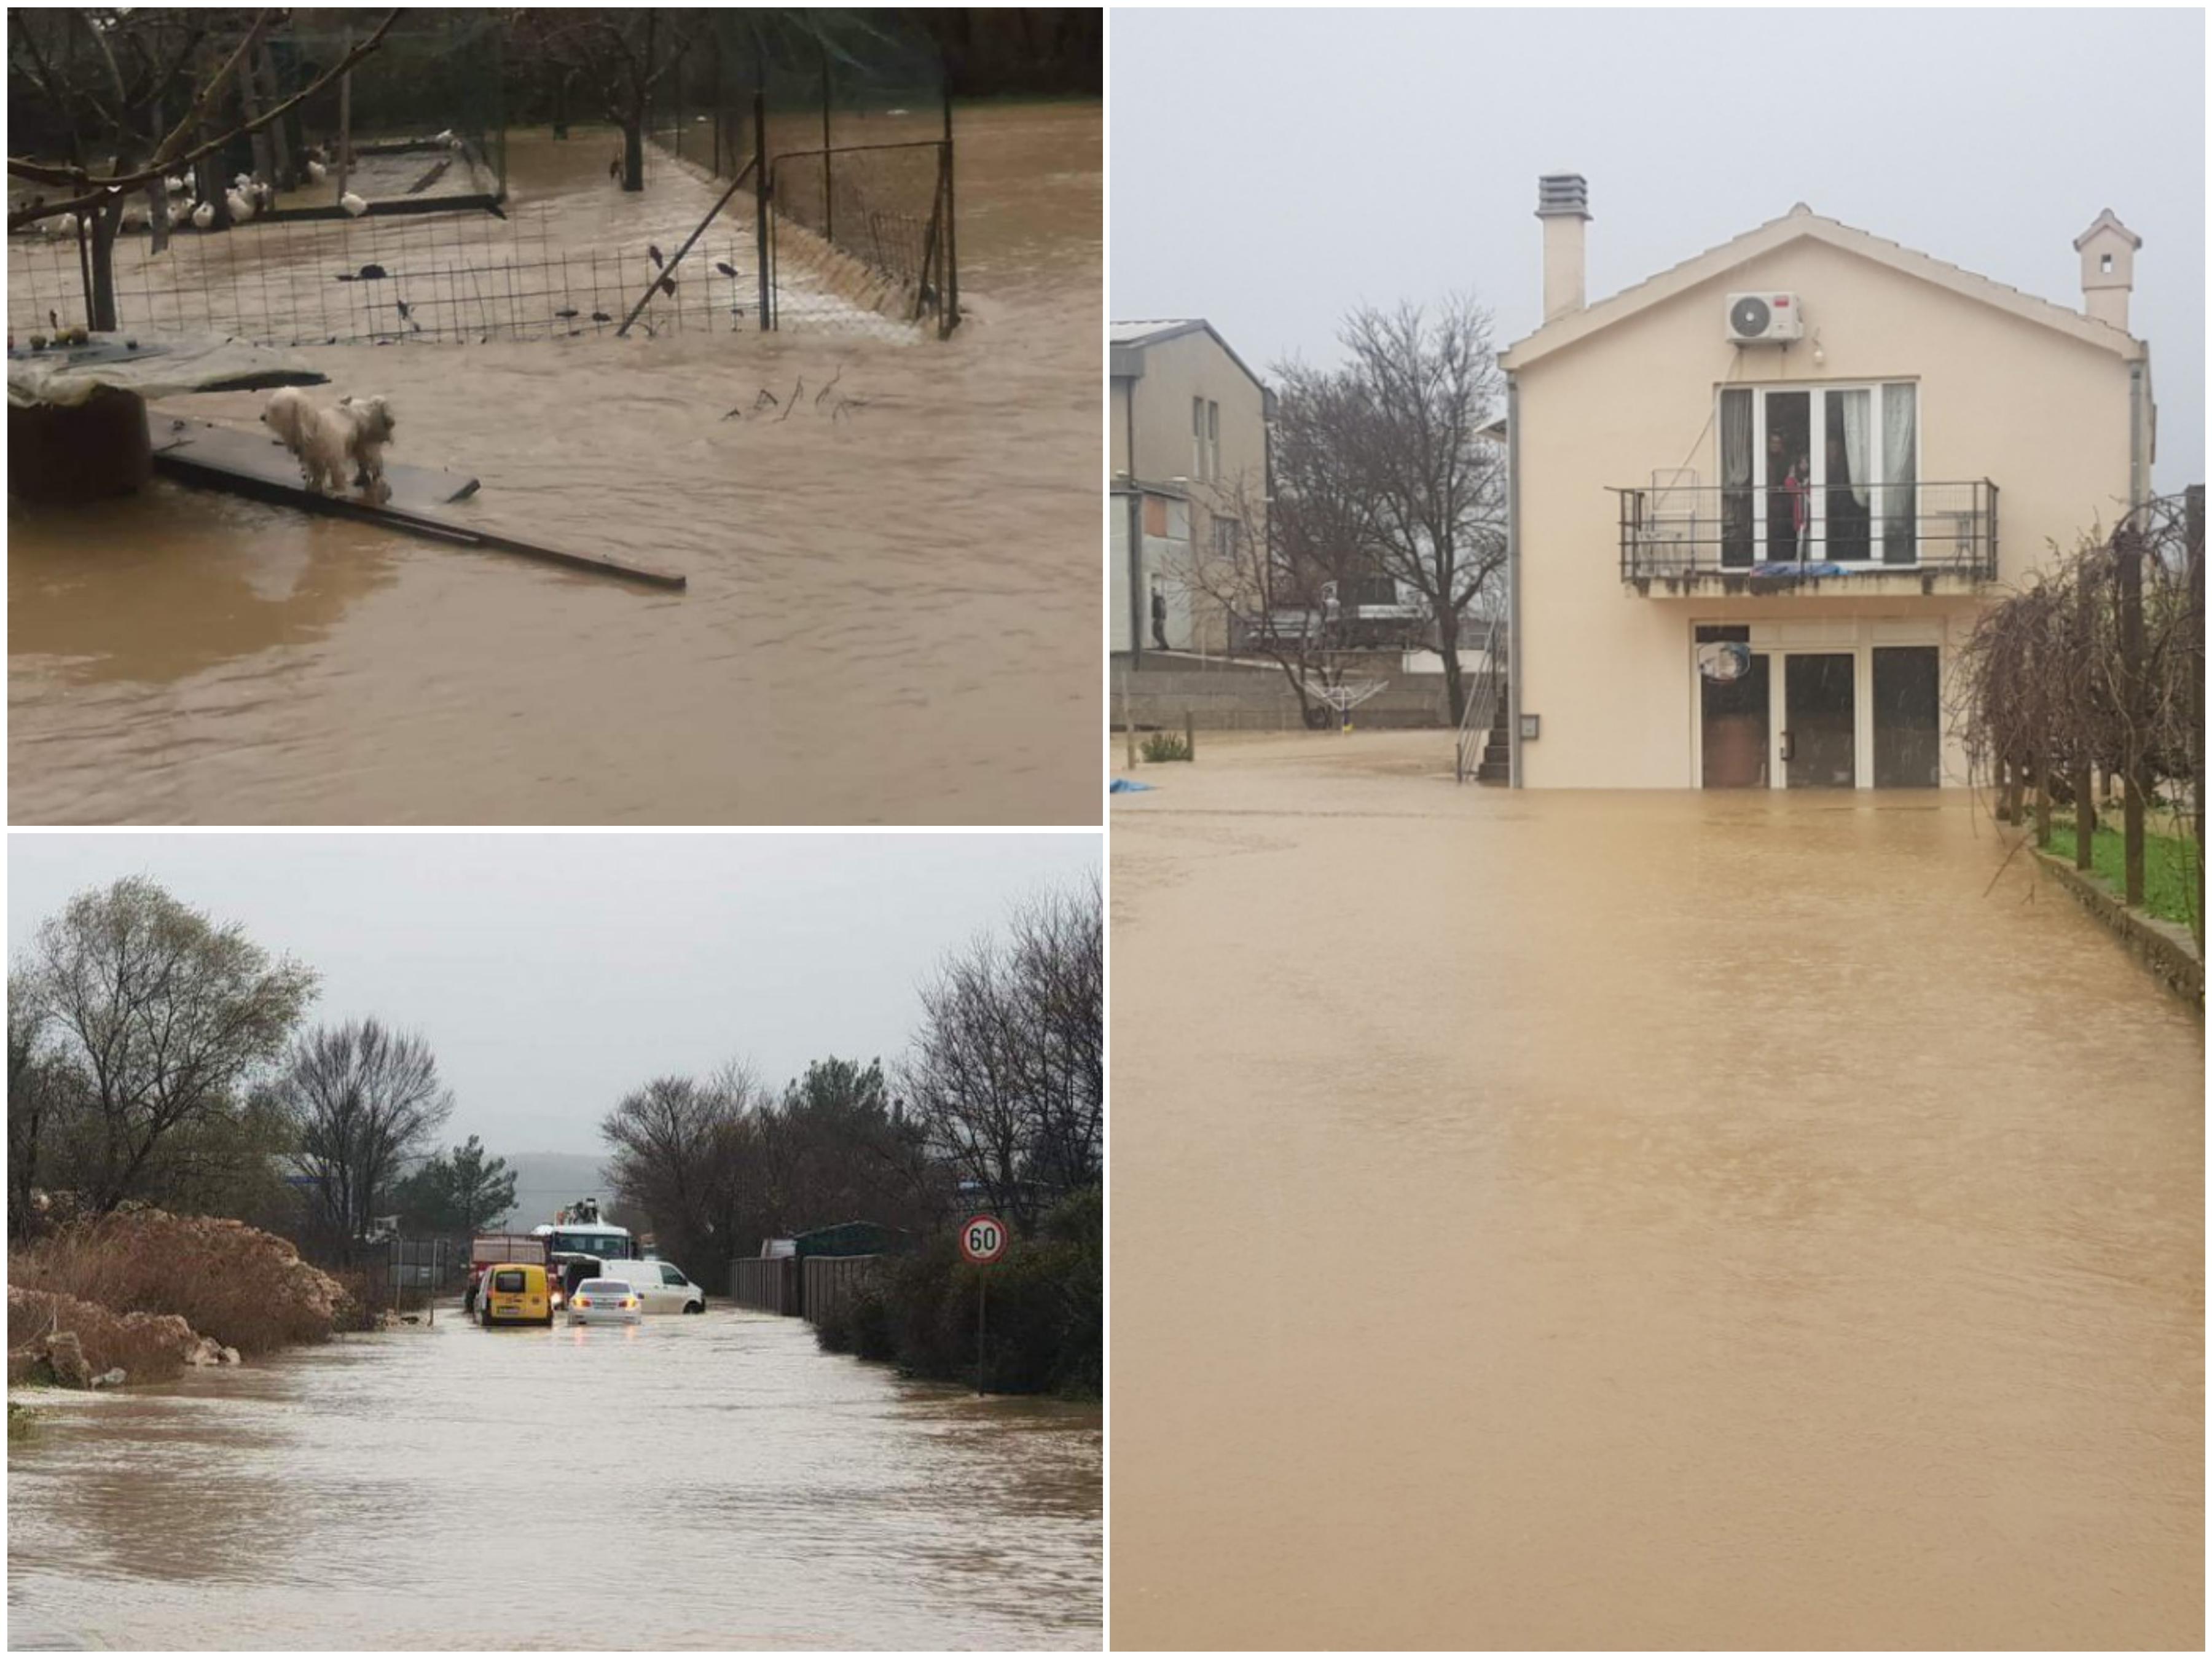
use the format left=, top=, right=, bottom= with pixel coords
left=1537, top=174, right=1590, bottom=323
left=2073, top=208, right=2140, bottom=333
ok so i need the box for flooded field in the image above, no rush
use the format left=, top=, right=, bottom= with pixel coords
left=1110, top=731, right=2203, bottom=1650
left=8, top=1306, right=1101, bottom=1650
left=8, top=104, right=1100, bottom=825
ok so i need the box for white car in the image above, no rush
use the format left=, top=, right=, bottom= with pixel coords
left=624, top=1259, right=707, bottom=1314
left=567, top=1277, right=642, bottom=1326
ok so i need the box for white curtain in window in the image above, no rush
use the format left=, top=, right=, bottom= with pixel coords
left=1719, top=389, right=1754, bottom=566
left=1720, top=390, right=1752, bottom=488
left=1882, top=384, right=1917, bottom=559
left=1839, top=389, right=1871, bottom=507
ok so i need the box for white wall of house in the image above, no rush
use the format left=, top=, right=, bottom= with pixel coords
left=1512, top=230, right=2139, bottom=788
left=1110, top=493, right=1134, bottom=655
left=1115, top=327, right=1269, bottom=504
left=1111, top=488, right=1197, bottom=656
left=1112, top=324, right=1269, bottom=657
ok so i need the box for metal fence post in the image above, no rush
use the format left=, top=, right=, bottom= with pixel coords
left=2190, top=484, right=2205, bottom=949
left=2074, top=567, right=2096, bottom=868
left=940, top=74, right=958, bottom=333
left=2116, top=527, right=2146, bottom=907
left=820, top=43, right=834, bottom=245
left=753, top=84, right=771, bottom=331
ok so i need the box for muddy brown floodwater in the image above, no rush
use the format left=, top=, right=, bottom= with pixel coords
left=7, top=1306, right=1101, bottom=1650
left=1110, top=731, right=2203, bottom=1651
left=8, top=105, right=1100, bottom=825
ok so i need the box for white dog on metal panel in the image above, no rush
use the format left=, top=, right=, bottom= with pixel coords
left=260, top=388, right=397, bottom=503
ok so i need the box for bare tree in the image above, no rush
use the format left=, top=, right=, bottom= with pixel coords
left=7, top=9, right=396, bottom=246
left=7, top=976, right=81, bottom=1237
left=1271, top=357, right=1406, bottom=632
left=1181, top=470, right=1336, bottom=727
left=1334, top=296, right=1508, bottom=724
left=602, top=1068, right=772, bottom=1278
left=1007, top=880, right=1104, bottom=1197
left=513, top=10, right=696, bottom=192
left=901, top=880, right=1104, bottom=1231
left=17, top=876, right=318, bottom=1215
left=903, top=932, right=1039, bottom=1228
left=272, top=1019, right=453, bottom=1261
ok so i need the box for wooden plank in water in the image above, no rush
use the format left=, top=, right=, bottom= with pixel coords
left=148, top=420, right=686, bottom=590
left=152, top=418, right=477, bottom=510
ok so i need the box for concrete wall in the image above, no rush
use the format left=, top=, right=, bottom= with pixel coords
left=1512, top=233, right=2138, bottom=788
left=1112, top=662, right=1455, bottom=731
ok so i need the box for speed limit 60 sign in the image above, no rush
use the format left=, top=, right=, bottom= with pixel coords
left=959, top=1214, right=1009, bottom=1265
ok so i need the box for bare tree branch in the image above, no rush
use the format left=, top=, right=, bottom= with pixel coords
left=8, top=10, right=398, bottom=230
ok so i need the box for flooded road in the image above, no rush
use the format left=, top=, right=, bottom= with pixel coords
left=9, top=1306, right=1101, bottom=1650
left=1110, top=732, right=2203, bottom=1650
left=9, top=104, right=1100, bottom=825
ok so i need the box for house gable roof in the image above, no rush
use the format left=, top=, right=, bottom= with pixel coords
left=1499, top=205, right=2144, bottom=372
left=1110, top=318, right=1271, bottom=395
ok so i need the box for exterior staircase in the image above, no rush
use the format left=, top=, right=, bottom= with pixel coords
left=1453, top=622, right=1513, bottom=785
left=1475, top=645, right=1511, bottom=784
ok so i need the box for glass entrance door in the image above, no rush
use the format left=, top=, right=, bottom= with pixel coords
left=1783, top=653, right=1856, bottom=788
left=1873, top=646, right=1941, bottom=786
left=1700, top=650, right=1769, bottom=788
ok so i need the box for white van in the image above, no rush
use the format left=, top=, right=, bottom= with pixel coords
left=623, top=1259, right=707, bottom=1314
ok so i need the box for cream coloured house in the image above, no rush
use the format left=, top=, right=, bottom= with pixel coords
left=1501, top=175, right=2152, bottom=788
left=1110, top=318, right=1272, bottom=659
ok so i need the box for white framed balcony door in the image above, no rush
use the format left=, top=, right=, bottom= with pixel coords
left=1720, top=382, right=1920, bottom=567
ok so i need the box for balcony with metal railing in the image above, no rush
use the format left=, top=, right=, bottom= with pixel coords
left=1617, top=479, right=1999, bottom=596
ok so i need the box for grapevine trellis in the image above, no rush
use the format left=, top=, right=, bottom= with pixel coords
left=1950, top=487, right=2205, bottom=941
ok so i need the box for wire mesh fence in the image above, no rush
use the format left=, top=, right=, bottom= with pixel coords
left=645, top=12, right=956, bottom=337
left=6, top=12, right=954, bottom=345
left=281, top=14, right=509, bottom=204
left=7, top=201, right=769, bottom=345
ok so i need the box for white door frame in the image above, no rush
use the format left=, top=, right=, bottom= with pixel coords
left=1728, top=381, right=1921, bottom=565
left=1690, top=618, right=1945, bottom=789
left=1767, top=646, right=1869, bottom=790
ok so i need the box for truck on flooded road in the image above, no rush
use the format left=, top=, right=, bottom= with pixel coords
left=465, top=1199, right=643, bottom=1315
left=462, top=1203, right=646, bottom=1318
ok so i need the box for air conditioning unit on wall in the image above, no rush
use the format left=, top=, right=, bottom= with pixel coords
left=1725, top=292, right=1804, bottom=343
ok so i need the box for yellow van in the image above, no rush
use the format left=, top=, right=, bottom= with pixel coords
left=479, top=1262, right=552, bottom=1328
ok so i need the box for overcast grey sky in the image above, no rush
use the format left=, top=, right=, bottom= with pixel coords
left=1111, top=7, right=2203, bottom=491
left=9, top=833, right=1099, bottom=1158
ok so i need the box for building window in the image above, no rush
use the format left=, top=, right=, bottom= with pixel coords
left=1718, top=380, right=1918, bottom=567
left=1193, top=397, right=1206, bottom=478
left=1213, top=516, right=1239, bottom=562
left=1207, top=401, right=1221, bottom=481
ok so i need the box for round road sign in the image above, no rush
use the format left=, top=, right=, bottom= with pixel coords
left=959, top=1214, right=1009, bottom=1266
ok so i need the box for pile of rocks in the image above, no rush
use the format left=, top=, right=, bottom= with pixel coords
left=184, top=1334, right=243, bottom=1368
left=16, top=1202, right=350, bottom=1357
left=6, top=1286, right=200, bottom=1388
